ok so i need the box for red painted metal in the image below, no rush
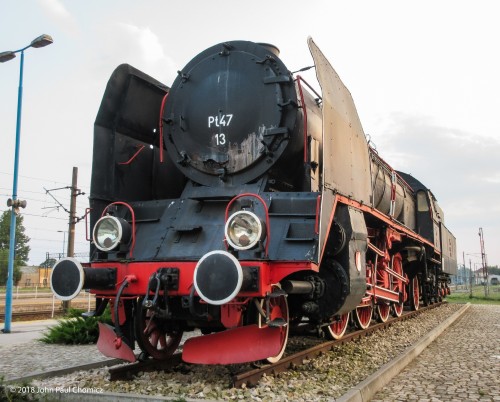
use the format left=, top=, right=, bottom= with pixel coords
left=158, top=92, right=169, bottom=163
left=354, top=305, right=373, bottom=329
left=391, top=253, right=404, bottom=317
left=410, top=276, right=420, bottom=311
left=368, top=285, right=400, bottom=303
left=90, top=260, right=318, bottom=299
left=182, top=324, right=283, bottom=364
left=97, top=322, right=136, bottom=363
left=117, top=144, right=145, bottom=165
left=336, top=194, right=438, bottom=253
left=262, top=286, right=289, bottom=363
left=376, top=303, right=390, bottom=322
left=220, top=301, right=246, bottom=329
left=109, top=300, right=126, bottom=325
left=326, top=312, right=349, bottom=340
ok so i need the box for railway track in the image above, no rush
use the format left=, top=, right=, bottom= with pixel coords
left=0, top=303, right=95, bottom=322
left=4, top=302, right=444, bottom=388
left=106, top=302, right=444, bottom=386
left=232, top=303, right=443, bottom=387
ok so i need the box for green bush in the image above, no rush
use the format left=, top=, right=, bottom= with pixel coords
left=40, top=307, right=112, bottom=345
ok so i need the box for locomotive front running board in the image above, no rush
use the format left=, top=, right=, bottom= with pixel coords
left=182, top=324, right=282, bottom=364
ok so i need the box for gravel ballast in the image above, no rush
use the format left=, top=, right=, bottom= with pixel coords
left=26, top=303, right=463, bottom=401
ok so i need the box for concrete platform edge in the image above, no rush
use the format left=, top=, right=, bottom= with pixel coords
left=336, top=303, right=471, bottom=402
left=5, top=358, right=122, bottom=383
left=33, top=391, right=211, bottom=402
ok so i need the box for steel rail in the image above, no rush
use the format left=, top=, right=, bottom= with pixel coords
left=3, top=302, right=444, bottom=387
left=108, top=353, right=184, bottom=381
left=232, top=302, right=444, bottom=387
left=0, top=304, right=93, bottom=320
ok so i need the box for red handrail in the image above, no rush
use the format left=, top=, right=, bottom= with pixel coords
left=158, top=92, right=169, bottom=163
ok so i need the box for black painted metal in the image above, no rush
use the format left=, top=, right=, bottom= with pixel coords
left=163, top=41, right=299, bottom=187
left=50, top=259, right=82, bottom=298
left=195, top=252, right=240, bottom=303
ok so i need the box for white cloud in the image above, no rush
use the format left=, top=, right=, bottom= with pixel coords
left=118, top=23, right=166, bottom=64
left=372, top=112, right=500, bottom=264
left=91, top=22, right=177, bottom=85
left=37, top=0, right=79, bottom=36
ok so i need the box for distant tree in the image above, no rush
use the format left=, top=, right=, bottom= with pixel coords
left=488, top=266, right=500, bottom=276
left=40, top=257, right=57, bottom=269
left=0, top=210, right=30, bottom=285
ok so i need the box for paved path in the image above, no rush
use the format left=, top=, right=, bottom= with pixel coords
left=0, top=319, right=110, bottom=381
left=372, top=304, right=500, bottom=402
left=1, top=319, right=58, bottom=346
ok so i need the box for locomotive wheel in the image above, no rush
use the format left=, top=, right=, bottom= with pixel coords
left=376, top=303, right=390, bottom=323
left=325, top=312, right=350, bottom=340
left=354, top=305, right=373, bottom=329
left=392, top=301, right=404, bottom=317
left=409, top=276, right=420, bottom=311
left=391, top=253, right=404, bottom=317
left=135, top=298, right=183, bottom=360
left=258, top=288, right=289, bottom=363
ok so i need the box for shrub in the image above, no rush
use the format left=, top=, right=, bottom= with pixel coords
left=40, top=306, right=112, bottom=345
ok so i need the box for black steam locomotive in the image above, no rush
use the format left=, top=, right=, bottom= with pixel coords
left=51, top=38, right=457, bottom=364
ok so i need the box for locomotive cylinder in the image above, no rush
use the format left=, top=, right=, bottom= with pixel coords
left=281, top=280, right=314, bottom=294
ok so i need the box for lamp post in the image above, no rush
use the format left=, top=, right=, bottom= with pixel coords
left=1, top=34, right=53, bottom=333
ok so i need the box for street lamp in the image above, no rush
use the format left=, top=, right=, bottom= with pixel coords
left=1, top=34, right=53, bottom=334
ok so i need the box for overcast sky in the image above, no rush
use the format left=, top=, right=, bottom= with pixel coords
left=1, top=0, right=498, bottom=271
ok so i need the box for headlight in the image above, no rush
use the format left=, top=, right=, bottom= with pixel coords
left=93, top=216, right=131, bottom=252
left=225, top=211, right=265, bottom=250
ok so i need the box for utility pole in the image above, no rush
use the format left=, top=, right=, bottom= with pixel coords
left=469, top=259, right=473, bottom=299
left=462, top=251, right=467, bottom=290
left=63, top=167, right=78, bottom=313
left=478, top=227, right=489, bottom=297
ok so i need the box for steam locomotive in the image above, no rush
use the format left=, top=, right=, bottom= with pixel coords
left=51, top=38, right=457, bottom=364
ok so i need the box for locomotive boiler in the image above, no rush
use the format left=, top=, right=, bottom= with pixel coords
left=51, top=38, right=457, bottom=364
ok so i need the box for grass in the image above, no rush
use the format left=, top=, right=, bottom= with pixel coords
left=447, top=284, right=500, bottom=305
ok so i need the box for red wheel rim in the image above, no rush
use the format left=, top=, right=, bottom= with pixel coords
left=259, top=289, right=289, bottom=363
left=135, top=299, right=183, bottom=360
left=391, top=253, right=404, bottom=317
left=392, top=302, right=404, bottom=317
left=376, top=304, right=390, bottom=323
left=354, top=305, right=373, bottom=329
left=326, top=312, right=350, bottom=340
left=411, top=276, right=420, bottom=311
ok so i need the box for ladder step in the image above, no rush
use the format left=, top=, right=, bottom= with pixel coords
left=268, top=317, right=287, bottom=328
left=268, top=288, right=287, bottom=298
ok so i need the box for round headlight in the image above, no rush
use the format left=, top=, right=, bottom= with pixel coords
left=93, top=216, right=131, bottom=252
left=225, top=211, right=265, bottom=250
